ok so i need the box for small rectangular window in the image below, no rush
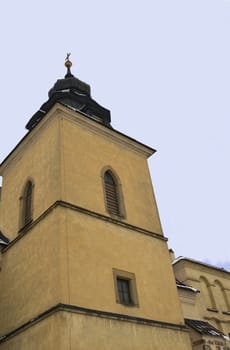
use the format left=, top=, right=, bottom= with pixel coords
left=113, top=268, right=139, bottom=307
left=117, top=278, right=132, bottom=305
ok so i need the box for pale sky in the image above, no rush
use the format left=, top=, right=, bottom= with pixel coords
left=0, top=1, right=229, bottom=267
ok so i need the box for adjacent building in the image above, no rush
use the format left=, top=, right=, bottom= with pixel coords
left=173, top=253, right=230, bottom=350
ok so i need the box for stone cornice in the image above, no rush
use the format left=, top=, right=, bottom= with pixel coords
left=2, top=200, right=166, bottom=253
left=0, top=107, right=60, bottom=174
left=173, top=257, right=230, bottom=277
left=0, top=303, right=188, bottom=343
left=0, top=103, right=155, bottom=174
left=56, top=104, right=155, bottom=158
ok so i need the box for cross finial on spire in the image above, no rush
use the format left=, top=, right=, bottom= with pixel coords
left=64, top=52, right=74, bottom=78
left=65, top=52, right=71, bottom=61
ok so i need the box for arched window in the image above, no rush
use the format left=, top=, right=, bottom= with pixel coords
left=104, top=171, right=120, bottom=216
left=214, top=280, right=230, bottom=312
left=200, top=276, right=217, bottom=311
left=21, top=180, right=33, bottom=227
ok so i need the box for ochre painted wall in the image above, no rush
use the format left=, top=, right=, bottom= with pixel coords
left=0, top=203, right=184, bottom=335
left=173, top=259, right=230, bottom=336
left=59, top=109, right=162, bottom=234
left=0, top=105, right=162, bottom=239
left=0, top=311, right=192, bottom=350
left=0, top=208, right=66, bottom=334
left=63, top=207, right=183, bottom=324
left=0, top=313, right=69, bottom=350
left=0, top=116, right=61, bottom=239
left=0, top=105, right=192, bottom=349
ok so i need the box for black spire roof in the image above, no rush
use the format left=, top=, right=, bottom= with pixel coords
left=26, top=57, right=111, bottom=131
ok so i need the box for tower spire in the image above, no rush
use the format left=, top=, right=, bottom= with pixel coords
left=65, top=52, right=74, bottom=78
left=25, top=56, right=111, bottom=131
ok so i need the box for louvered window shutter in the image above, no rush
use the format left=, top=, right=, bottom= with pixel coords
left=104, top=171, right=120, bottom=215
left=24, top=181, right=33, bottom=225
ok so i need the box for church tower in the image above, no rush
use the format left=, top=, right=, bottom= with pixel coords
left=0, top=58, right=192, bottom=349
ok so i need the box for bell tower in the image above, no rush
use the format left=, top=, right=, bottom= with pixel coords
left=0, top=57, right=192, bottom=350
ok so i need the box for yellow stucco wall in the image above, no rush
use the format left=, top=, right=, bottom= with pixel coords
left=0, top=105, right=192, bottom=349
left=0, top=116, right=61, bottom=239
left=0, top=105, right=162, bottom=239
left=59, top=108, right=162, bottom=234
left=0, top=204, right=184, bottom=335
left=62, top=207, right=184, bottom=324
left=0, top=208, right=65, bottom=334
left=173, top=259, right=230, bottom=336
left=68, top=311, right=191, bottom=350
left=0, top=311, right=192, bottom=350
left=0, top=312, right=69, bottom=350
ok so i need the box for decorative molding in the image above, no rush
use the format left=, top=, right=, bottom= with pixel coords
left=57, top=104, right=155, bottom=158
left=59, top=201, right=166, bottom=240
left=0, top=108, right=60, bottom=174
left=173, top=257, right=230, bottom=276
left=182, top=278, right=201, bottom=284
left=204, top=315, right=230, bottom=324
left=222, top=311, right=230, bottom=316
left=0, top=303, right=188, bottom=343
left=2, top=200, right=167, bottom=253
left=0, top=103, right=155, bottom=174
left=207, top=308, right=219, bottom=313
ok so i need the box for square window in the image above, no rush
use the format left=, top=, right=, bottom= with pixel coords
left=113, top=269, right=139, bottom=307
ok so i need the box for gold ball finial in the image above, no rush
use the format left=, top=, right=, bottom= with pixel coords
left=65, top=52, right=72, bottom=68
left=64, top=53, right=74, bottom=78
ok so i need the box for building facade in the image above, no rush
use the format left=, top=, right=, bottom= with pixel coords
left=0, top=60, right=192, bottom=349
left=173, top=255, right=230, bottom=350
